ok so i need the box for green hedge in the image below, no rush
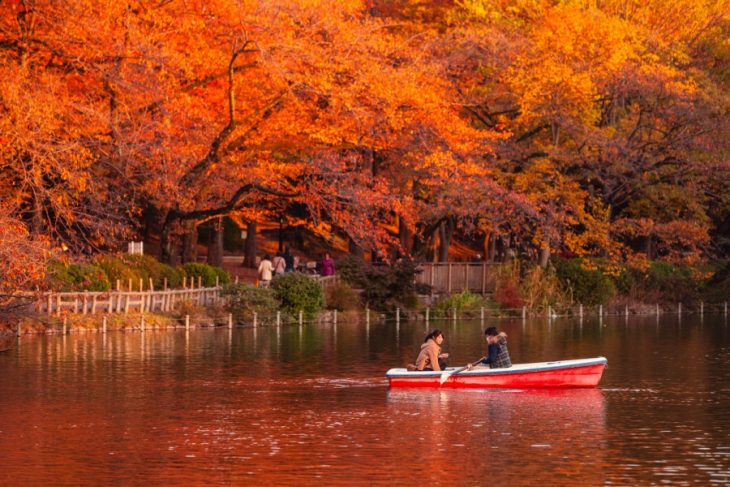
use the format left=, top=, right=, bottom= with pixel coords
left=644, top=262, right=700, bottom=303
left=271, top=272, right=324, bottom=319
left=48, top=261, right=110, bottom=292
left=432, top=290, right=494, bottom=318
left=555, top=258, right=615, bottom=305
left=324, top=280, right=361, bottom=311
left=181, top=262, right=230, bottom=287
left=221, top=283, right=280, bottom=323
left=338, top=256, right=419, bottom=311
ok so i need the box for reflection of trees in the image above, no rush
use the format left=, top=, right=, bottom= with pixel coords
left=386, top=389, right=607, bottom=483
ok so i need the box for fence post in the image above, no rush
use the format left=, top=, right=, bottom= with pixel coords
left=140, top=314, right=145, bottom=332
left=102, top=316, right=107, bottom=334
left=548, top=306, right=553, bottom=320
left=333, top=309, right=338, bottom=325
left=63, top=316, right=67, bottom=335
left=656, top=303, right=660, bottom=315
left=522, top=306, right=526, bottom=320
left=128, top=279, right=132, bottom=292
left=185, top=314, right=190, bottom=331
left=447, top=263, right=452, bottom=293
left=198, top=276, right=202, bottom=288
left=425, top=307, right=429, bottom=324
left=276, top=311, right=281, bottom=327
left=116, top=279, right=120, bottom=291
left=481, top=263, right=486, bottom=295
left=579, top=304, right=583, bottom=318
left=47, top=293, right=52, bottom=316
left=452, top=307, right=457, bottom=323
left=215, top=275, right=220, bottom=287
left=725, top=302, right=728, bottom=316
left=700, top=302, right=704, bottom=316
left=599, top=304, right=603, bottom=317
left=228, top=313, right=233, bottom=329
left=480, top=306, right=484, bottom=325
left=396, top=307, right=400, bottom=325
left=625, top=305, right=629, bottom=318
left=299, top=310, right=303, bottom=326
left=678, top=302, right=682, bottom=316
left=253, top=312, right=257, bottom=328
left=429, top=266, right=434, bottom=298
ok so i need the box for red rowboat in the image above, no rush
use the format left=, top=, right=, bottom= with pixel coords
left=386, top=357, right=607, bottom=389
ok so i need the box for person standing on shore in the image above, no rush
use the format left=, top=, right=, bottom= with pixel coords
left=283, top=247, right=295, bottom=273
left=320, top=252, right=335, bottom=277
left=272, top=252, right=286, bottom=278
left=258, top=254, right=273, bottom=288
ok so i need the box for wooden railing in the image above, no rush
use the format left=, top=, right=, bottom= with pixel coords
left=416, top=263, right=497, bottom=295
left=36, top=286, right=223, bottom=316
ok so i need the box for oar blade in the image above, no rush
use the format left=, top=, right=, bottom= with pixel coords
left=439, top=371, right=452, bottom=385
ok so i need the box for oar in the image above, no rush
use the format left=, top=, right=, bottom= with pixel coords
left=439, top=356, right=486, bottom=385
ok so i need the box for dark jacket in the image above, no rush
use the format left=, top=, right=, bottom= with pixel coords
left=483, top=336, right=512, bottom=368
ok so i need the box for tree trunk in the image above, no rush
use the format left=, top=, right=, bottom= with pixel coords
left=438, top=218, right=454, bottom=262
left=486, top=231, right=497, bottom=262
left=182, top=221, right=198, bottom=263
left=207, top=217, right=224, bottom=267
left=348, top=237, right=364, bottom=259
left=244, top=221, right=257, bottom=268
left=159, top=210, right=175, bottom=265
left=539, top=244, right=551, bottom=268
left=645, top=234, right=655, bottom=260
left=398, top=216, right=414, bottom=257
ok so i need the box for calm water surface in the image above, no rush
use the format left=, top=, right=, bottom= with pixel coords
left=0, top=315, right=728, bottom=485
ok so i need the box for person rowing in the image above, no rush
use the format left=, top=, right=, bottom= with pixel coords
left=415, top=329, right=449, bottom=371
left=469, top=326, right=512, bottom=370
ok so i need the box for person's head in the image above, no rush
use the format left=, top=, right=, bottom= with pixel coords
left=324, top=252, right=331, bottom=259
left=264, top=254, right=271, bottom=261
left=425, top=329, right=444, bottom=345
left=485, top=326, right=498, bottom=342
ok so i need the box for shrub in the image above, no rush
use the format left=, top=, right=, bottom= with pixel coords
left=48, top=261, right=110, bottom=291
left=555, top=258, right=615, bottom=306
left=338, top=256, right=419, bottom=311
left=212, top=265, right=231, bottom=286
left=122, top=254, right=182, bottom=289
left=643, top=262, right=700, bottom=303
left=271, top=272, right=324, bottom=319
left=432, top=290, right=494, bottom=319
left=181, top=262, right=228, bottom=287
left=704, top=261, right=730, bottom=303
left=519, top=265, right=568, bottom=311
left=494, top=278, right=524, bottom=309
left=221, top=284, right=280, bottom=324
left=95, top=255, right=141, bottom=289
left=324, top=280, right=361, bottom=311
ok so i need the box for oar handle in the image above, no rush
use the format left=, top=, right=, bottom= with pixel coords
left=443, top=356, right=487, bottom=380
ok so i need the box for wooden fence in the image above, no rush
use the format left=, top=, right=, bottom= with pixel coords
left=416, top=263, right=497, bottom=295
left=36, top=286, right=222, bottom=316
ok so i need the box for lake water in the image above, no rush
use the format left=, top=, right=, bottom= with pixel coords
left=0, top=314, right=728, bottom=485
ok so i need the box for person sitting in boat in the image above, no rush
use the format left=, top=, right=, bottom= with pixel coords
left=415, top=329, right=449, bottom=371
left=480, top=326, right=512, bottom=369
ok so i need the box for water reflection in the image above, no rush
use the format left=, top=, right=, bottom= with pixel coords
left=0, top=316, right=728, bottom=485
left=386, top=389, right=607, bottom=484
